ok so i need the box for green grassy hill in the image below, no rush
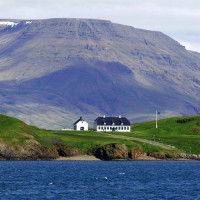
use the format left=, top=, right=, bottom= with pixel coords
left=114, top=115, right=200, bottom=154
left=0, top=114, right=175, bottom=156
left=0, top=114, right=200, bottom=158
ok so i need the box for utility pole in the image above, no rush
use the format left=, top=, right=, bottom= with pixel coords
left=156, top=110, right=158, bottom=129
left=156, top=110, right=161, bottom=128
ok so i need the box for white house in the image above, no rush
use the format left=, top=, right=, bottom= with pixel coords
left=74, top=117, right=88, bottom=131
left=94, top=115, right=131, bottom=132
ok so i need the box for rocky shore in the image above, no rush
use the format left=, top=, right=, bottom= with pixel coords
left=0, top=141, right=197, bottom=161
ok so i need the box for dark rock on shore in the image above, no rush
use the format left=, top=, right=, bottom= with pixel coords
left=128, top=146, right=144, bottom=159
left=0, top=140, right=58, bottom=160
left=147, top=152, right=179, bottom=160
left=93, top=143, right=148, bottom=160
left=179, top=153, right=200, bottom=160
left=93, top=144, right=129, bottom=160
left=0, top=140, right=85, bottom=160
left=93, top=143, right=197, bottom=161
left=55, top=145, right=82, bottom=157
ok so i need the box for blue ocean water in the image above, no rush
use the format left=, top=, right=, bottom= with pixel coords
left=0, top=161, right=200, bottom=200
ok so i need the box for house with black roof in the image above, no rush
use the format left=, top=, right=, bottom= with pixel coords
left=74, top=116, right=88, bottom=131
left=94, top=115, right=131, bottom=132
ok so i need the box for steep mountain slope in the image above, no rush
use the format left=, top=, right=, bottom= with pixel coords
left=0, top=18, right=200, bottom=128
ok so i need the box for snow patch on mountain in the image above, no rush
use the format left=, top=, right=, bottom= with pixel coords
left=26, top=21, right=32, bottom=24
left=0, top=21, right=18, bottom=27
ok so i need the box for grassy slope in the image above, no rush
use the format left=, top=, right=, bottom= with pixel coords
left=36, top=130, right=164, bottom=153
left=0, top=114, right=165, bottom=154
left=1, top=114, right=200, bottom=155
left=0, top=114, right=33, bottom=145
left=112, top=115, right=200, bottom=154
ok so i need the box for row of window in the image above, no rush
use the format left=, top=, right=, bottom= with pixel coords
left=98, top=126, right=130, bottom=131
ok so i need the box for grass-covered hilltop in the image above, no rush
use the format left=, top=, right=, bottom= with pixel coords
left=0, top=113, right=200, bottom=160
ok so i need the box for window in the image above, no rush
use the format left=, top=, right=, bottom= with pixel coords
left=107, top=126, right=109, bottom=130
left=98, top=126, right=100, bottom=130
left=104, top=127, right=106, bottom=130
left=110, top=127, right=112, bottom=130
left=121, top=127, right=123, bottom=130
left=124, top=127, right=126, bottom=130
left=101, top=126, right=103, bottom=130
left=119, top=127, right=120, bottom=130
left=127, top=127, right=129, bottom=130
left=115, top=127, right=117, bottom=130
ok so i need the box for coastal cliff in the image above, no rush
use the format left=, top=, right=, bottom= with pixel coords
left=0, top=140, right=84, bottom=160
left=0, top=140, right=58, bottom=160
left=0, top=141, right=194, bottom=161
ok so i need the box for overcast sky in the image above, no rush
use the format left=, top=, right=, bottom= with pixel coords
left=0, top=0, right=200, bottom=52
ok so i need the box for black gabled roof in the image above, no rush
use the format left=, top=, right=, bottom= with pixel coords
left=74, top=117, right=85, bottom=125
left=95, top=117, right=130, bottom=126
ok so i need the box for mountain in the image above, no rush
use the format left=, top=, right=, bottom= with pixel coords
left=0, top=18, right=200, bottom=129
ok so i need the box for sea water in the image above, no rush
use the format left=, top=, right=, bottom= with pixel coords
left=0, top=161, right=199, bottom=200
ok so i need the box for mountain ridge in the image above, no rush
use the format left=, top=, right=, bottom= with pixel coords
left=0, top=18, right=200, bottom=128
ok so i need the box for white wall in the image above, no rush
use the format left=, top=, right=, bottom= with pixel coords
left=94, top=124, right=131, bottom=132
left=74, top=121, right=88, bottom=131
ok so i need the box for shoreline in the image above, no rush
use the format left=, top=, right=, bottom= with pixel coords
left=54, top=155, right=196, bottom=161
left=55, top=155, right=101, bottom=161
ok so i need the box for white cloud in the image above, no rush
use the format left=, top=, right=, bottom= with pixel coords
left=0, top=0, right=199, bottom=52
left=179, top=41, right=200, bottom=52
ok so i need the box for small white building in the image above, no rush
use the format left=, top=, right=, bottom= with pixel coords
left=94, top=115, right=131, bottom=132
left=74, top=117, right=88, bottom=131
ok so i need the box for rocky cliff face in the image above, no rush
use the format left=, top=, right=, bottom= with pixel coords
left=0, top=140, right=84, bottom=160
left=0, top=140, right=58, bottom=160
left=0, top=140, right=196, bottom=161
left=93, top=144, right=180, bottom=161
left=0, top=18, right=200, bottom=128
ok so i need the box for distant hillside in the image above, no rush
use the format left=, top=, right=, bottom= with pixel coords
left=0, top=18, right=200, bottom=128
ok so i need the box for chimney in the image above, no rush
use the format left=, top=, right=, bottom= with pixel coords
left=80, top=116, right=82, bottom=120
